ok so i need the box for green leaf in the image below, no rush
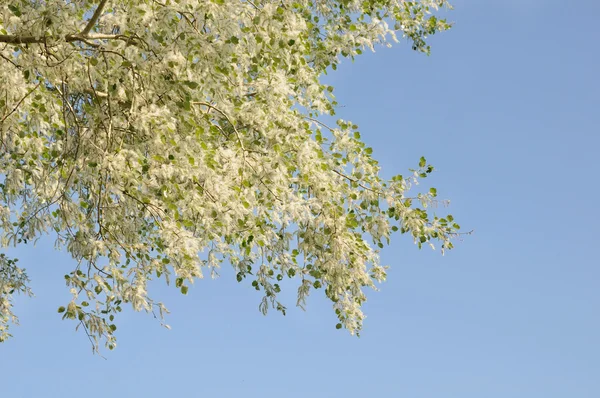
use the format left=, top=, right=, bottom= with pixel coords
left=8, top=5, right=21, bottom=17
left=57, top=306, right=65, bottom=313
left=419, top=156, right=426, bottom=168
left=336, top=323, right=342, bottom=329
left=183, top=80, right=199, bottom=89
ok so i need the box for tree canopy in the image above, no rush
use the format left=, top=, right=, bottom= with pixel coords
left=0, top=0, right=461, bottom=351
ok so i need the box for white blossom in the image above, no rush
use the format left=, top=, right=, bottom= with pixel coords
left=0, top=0, right=459, bottom=351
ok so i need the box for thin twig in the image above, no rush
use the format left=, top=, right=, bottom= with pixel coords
left=0, top=52, right=20, bottom=68
left=331, top=169, right=383, bottom=195
left=1, top=82, right=41, bottom=123
left=305, top=116, right=335, bottom=132
left=192, top=101, right=248, bottom=170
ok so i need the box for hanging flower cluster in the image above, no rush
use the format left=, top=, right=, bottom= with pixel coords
left=0, top=0, right=458, bottom=351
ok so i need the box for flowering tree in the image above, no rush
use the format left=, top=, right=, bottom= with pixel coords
left=0, top=0, right=461, bottom=351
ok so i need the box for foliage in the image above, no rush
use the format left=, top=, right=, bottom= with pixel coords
left=0, top=254, right=32, bottom=342
left=0, top=0, right=459, bottom=351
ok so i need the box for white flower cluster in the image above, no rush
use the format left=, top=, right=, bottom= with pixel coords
left=0, top=0, right=457, bottom=351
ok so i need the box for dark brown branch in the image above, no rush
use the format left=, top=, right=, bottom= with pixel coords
left=0, top=51, right=20, bottom=68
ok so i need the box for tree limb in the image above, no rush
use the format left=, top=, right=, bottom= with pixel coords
left=0, top=33, right=125, bottom=45
left=0, top=35, right=50, bottom=44
left=81, top=0, right=109, bottom=35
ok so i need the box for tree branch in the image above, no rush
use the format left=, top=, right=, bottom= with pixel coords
left=0, top=35, right=48, bottom=44
left=81, top=0, right=109, bottom=35
left=192, top=101, right=248, bottom=165
left=332, top=169, right=383, bottom=195
left=0, top=82, right=41, bottom=123
left=0, top=33, right=125, bottom=45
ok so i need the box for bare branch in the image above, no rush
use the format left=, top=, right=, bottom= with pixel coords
left=81, top=0, right=109, bottom=35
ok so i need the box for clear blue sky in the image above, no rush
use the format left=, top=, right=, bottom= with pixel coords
left=2, top=1, right=599, bottom=397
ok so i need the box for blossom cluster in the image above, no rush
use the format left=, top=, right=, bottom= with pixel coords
left=0, top=0, right=456, bottom=351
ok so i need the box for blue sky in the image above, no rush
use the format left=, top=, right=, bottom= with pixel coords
left=2, top=1, right=599, bottom=397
